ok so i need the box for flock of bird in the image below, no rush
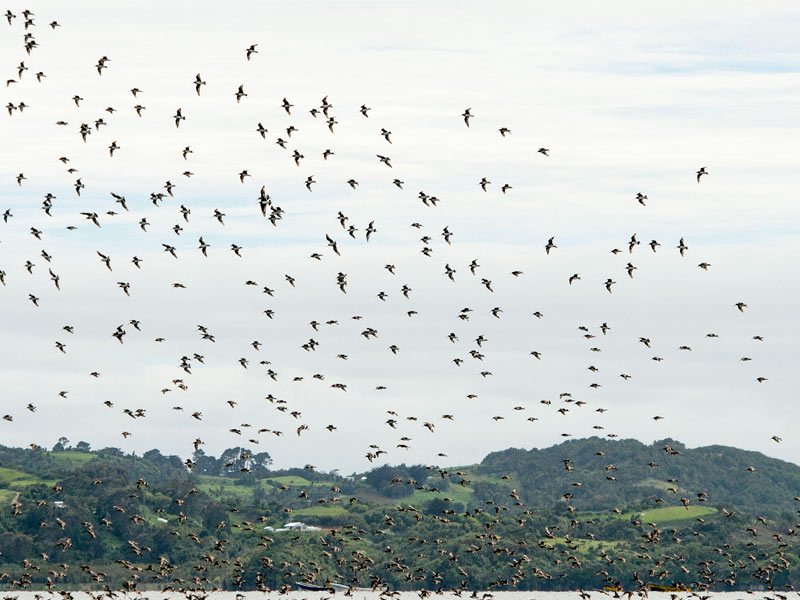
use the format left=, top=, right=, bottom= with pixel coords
left=0, top=6, right=793, bottom=600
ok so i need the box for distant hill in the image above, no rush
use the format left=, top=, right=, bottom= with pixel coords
left=0, top=439, right=798, bottom=591
left=471, top=437, right=800, bottom=517
left=3, top=437, right=797, bottom=520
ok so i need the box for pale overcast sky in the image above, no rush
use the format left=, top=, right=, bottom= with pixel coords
left=1, top=1, right=799, bottom=472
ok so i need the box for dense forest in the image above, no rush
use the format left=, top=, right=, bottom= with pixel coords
left=0, top=437, right=797, bottom=592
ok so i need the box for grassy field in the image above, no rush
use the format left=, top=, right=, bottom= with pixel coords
left=0, top=489, right=18, bottom=504
left=408, top=485, right=475, bottom=507
left=196, top=475, right=266, bottom=499
left=265, top=475, right=315, bottom=486
left=195, top=473, right=339, bottom=501
left=0, top=466, right=56, bottom=488
left=0, top=466, right=44, bottom=486
left=625, top=505, right=717, bottom=523
left=293, top=505, right=350, bottom=518
left=48, top=451, right=95, bottom=467
left=0, top=467, right=57, bottom=504
left=634, top=477, right=677, bottom=491
left=546, top=537, right=624, bottom=552
left=450, top=466, right=513, bottom=484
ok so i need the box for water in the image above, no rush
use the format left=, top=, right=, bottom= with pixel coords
left=0, top=593, right=779, bottom=600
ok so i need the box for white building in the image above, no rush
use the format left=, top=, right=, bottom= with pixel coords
left=283, top=521, right=321, bottom=531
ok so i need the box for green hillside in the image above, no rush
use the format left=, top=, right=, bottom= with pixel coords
left=475, top=437, right=800, bottom=516
left=0, top=439, right=797, bottom=592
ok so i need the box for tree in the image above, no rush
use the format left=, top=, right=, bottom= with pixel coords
left=252, top=486, right=267, bottom=503
left=97, top=447, right=124, bottom=457
left=192, top=449, right=219, bottom=475
left=143, top=448, right=164, bottom=463
left=250, top=451, right=273, bottom=474
left=219, top=447, right=243, bottom=475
